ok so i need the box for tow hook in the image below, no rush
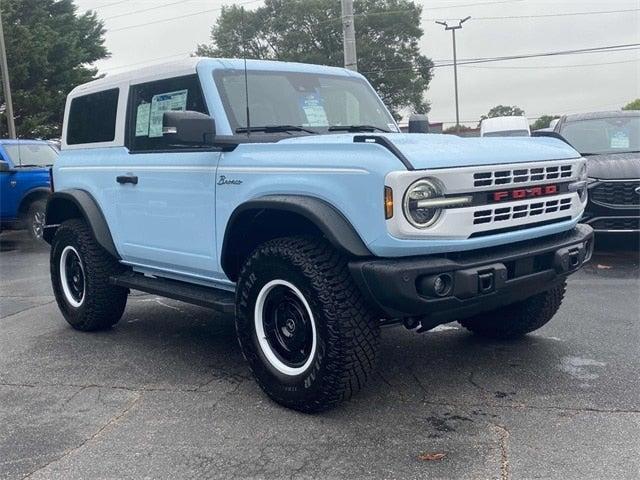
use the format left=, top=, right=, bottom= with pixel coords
left=554, top=244, right=586, bottom=273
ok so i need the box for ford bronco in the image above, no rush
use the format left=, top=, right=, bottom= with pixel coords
left=44, top=58, right=593, bottom=412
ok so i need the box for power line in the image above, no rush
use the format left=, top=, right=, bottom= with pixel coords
left=109, top=0, right=261, bottom=32
left=427, top=7, right=640, bottom=21
left=362, top=44, right=640, bottom=74
left=103, top=51, right=195, bottom=72
left=92, top=0, right=131, bottom=10
left=103, top=0, right=199, bottom=21
left=425, top=0, right=525, bottom=10
left=460, top=59, right=640, bottom=70
left=101, top=44, right=640, bottom=75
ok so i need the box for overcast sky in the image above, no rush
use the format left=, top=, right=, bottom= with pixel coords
left=75, top=0, right=640, bottom=127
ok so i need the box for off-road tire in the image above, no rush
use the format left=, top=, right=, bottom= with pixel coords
left=235, top=236, right=380, bottom=413
left=50, top=219, right=128, bottom=331
left=26, top=200, right=46, bottom=241
left=459, top=281, right=566, bottom=339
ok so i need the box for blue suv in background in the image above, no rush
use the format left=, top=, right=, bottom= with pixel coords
left=0, top=139, right=57, bottom=240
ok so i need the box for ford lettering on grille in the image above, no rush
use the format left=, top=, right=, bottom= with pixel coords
left=490, top=184, right=558, bottom=203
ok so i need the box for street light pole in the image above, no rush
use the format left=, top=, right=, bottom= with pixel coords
left=341, top=0, right=357, bottom=71
left=0, top=6, right=16, bottom=138
left=436, top=16, right=470, bottom=134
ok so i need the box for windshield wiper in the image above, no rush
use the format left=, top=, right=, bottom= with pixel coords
left=582, top=150, right=640, bottom=156
left=236, top=125, right=317, bottom=134
left=328, top=125, right=390, bottom=133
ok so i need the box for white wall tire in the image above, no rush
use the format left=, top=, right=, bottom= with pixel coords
left=254, top=279, right=317, bottom=376
left=50, top=219, right=128, bottom=331
left=235, top=236, right=380, bottom=413
left=59, top=245, right=85, bottom=308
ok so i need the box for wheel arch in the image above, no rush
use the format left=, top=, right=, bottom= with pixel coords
left=18, top=188, right=50, bottom=217
left=43, top=190, right=120, bottom=259
left=221, top=195, right=371, bottom=281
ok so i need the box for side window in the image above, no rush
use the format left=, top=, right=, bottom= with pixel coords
left=67, top=89, right=119, bottom=145
left=127, top=75, right=208, bottom=152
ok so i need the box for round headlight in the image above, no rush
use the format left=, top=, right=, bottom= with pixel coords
left=403, top=178, right=443, bottom=228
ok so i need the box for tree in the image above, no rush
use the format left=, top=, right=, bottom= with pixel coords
left=479, top=105, right=525, bottom=125
left=196, top=0, right=434, bottom=117
left=622, top=99, right=640, bottom=111
left=530, top=115, right=559, bottom=131
left=443, top=125, right=475, bottom=135
left=0, top=0, right=108, bottom=138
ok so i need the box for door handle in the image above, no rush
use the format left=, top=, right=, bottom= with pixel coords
left=116, top=175, right=138, bottom=185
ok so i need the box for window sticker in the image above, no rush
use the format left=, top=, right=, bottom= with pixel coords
left=610, top=130, right=630, bottom=149
left=148, top=89, right=188, bottom=138
left=135, top=103, right=151, bottom=137
left=299, top=92, right=329, bottom=127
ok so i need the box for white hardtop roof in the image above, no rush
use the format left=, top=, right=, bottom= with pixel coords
left=481, top=116, right=530, bottom=129
left=69, top=57, right=359, bottom=96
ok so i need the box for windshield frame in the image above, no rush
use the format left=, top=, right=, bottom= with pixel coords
left=558, top=114, right=640, bottom=155
left=212, top=68, right=397, bottom=136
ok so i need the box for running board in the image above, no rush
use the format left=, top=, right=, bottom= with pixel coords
left=110, top=272, right=235, bottom=314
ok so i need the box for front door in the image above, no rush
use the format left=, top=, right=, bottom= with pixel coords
left=114, top=75, right=221, bottom=281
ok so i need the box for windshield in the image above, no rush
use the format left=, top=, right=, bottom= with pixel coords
left=213, top=70, right=397, bottom=134
left=3, top=143, right=58, bottom=167
left=483, top=130, right=530, bottom=137
left=559, top=115, right=640, bottom=155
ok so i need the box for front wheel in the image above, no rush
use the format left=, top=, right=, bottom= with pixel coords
left=235, top=236, right=380, bottom=413
left=50, top=219, right=128, bottom=331
left=26, top=200, right=46, bottom=241
left=459, top=281, right=567, bottom=339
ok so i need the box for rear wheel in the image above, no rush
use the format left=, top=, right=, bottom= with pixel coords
left=459, top=281, right=566, bottom=339
left=235, top=236, right=380, bottom=412
left=26, top=200, right=46, bottom=241
left=50, top=219, right=128, bottom=331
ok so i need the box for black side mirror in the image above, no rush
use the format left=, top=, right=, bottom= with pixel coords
left=408, top=114, right=429, bottom=134
left=162, top=110, right=216, bottom=145
left=0, top=160, right=15, bottom=173
left=531, top=130, right=574, bottom=148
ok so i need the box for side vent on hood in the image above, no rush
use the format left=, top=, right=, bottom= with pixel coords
left=353, top=135, right=414, bottom=171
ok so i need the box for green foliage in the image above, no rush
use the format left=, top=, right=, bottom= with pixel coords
left=622, top=99, right=640, bottom=111
left=0, top=0, right=108, bottom=138
left=196, top=0, right=434, bottom=117
left=530, top=114, right=559, bottom=131
left=443, top=124, right=476, bottom=134
left=479, top=105, right=525, bottom=125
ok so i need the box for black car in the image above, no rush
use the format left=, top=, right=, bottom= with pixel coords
left=554, top=111, right=640, bottom=233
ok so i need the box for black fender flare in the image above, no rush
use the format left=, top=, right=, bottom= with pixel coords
left=221, top=195, right=372, bottom=276
left=44, top=190, right=120, bottom=259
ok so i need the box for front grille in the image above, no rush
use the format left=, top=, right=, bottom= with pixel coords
left=473, top=164, right=573, bottom=187
left=473, top=197, right=572, bottom=224
left=589, top=217, right=640, bottom=231
left=590, top=182, right=640, bottom=207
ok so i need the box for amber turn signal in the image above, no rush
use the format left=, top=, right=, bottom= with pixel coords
left=384, top=186, right=394, bottom=219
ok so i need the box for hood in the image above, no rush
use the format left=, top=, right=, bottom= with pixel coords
left=278, top=133, right=580, bottom=169
left=585, top=151, right=640, bottom=180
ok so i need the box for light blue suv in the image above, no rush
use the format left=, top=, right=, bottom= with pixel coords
left=44, top=58, right=593, bottom=412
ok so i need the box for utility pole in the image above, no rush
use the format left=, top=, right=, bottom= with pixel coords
left=341, top=0, right=357, bottom=71
left=0, top=6, right=16, bottom=138
left=436, top=16, right=470, bottom=134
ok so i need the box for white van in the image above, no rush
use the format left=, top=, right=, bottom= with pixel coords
left=480, top=116, right=531, bottom=137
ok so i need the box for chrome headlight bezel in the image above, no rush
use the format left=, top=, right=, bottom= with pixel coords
left=402, top=178, right=443, bottom=229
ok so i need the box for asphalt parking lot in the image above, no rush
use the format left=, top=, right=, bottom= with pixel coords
left=1, top=231, right=638, bottom=480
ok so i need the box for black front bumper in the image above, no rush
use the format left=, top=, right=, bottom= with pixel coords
left=349, top=224, right=593, bottom=323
